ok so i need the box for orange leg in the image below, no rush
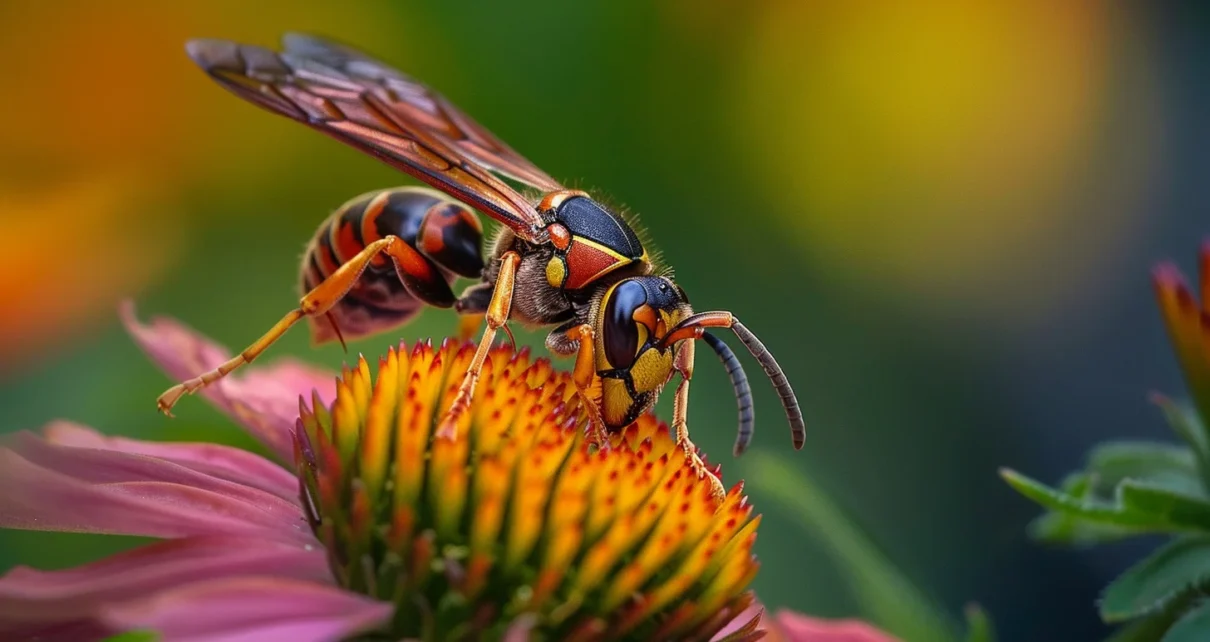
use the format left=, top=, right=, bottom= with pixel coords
left=565, top=323, right=610, bottom=450
left=435, top=251, right=521, bottom=440
left=671, top=340, right=725, bottom=501
left=156, top=236, right=431, bottom=415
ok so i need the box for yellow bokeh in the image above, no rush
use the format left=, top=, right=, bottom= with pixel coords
left=707, top=0, right=1163, bottom=323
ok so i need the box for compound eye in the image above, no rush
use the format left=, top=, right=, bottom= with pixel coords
left=602, top=280, right=647, bottom=370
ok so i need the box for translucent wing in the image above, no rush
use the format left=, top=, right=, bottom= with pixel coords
left=187, top=35, right=561, bottom=241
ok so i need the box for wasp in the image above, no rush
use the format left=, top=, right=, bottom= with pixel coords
left=161, top=34, right=805, bottom=491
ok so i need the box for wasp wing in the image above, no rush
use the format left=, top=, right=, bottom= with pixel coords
left=281, top=34, right=564, bottom=193
left=186, top=36, right=558, bottom=241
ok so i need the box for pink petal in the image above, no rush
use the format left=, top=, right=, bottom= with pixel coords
left=43, top=421, right=299, bottom=503
left=714, top=602, right=901, bottom=642
left=121, top=300, right=336, bottom=463
left=101, top=577, right=393, bottom=642
left=711, top=602, right=765, bottom=641
left=0, top=432, right=311, bottom=543
left=775, top=609, right=902, bottom=642
left=0, top=535, right=330, bottom=623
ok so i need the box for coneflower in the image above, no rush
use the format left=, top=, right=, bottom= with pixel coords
left=0, top=302, right=896, bottom=642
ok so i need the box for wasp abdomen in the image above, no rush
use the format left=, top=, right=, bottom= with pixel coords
left=301, top=187, right=485, bottom=344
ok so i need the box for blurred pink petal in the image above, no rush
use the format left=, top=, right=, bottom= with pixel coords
left=0, top=429, right=311, bottom=543
left=101, top=577, right=393, bottom=642
left=42, top=420, right=299, bottom=502
left=710, top=601, right=765, bottom=641
left=713, top=602, right=901, bottom=642
left=121, top=300, right=336, bottom=463
left=774, top=609, right=901, bottom=642
left=0, top=535, right=329, bottom=623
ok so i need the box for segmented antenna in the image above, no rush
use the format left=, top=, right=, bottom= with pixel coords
left=731, top=320, right=805, bottom=450
left=703, top=331, right=755, bottom=456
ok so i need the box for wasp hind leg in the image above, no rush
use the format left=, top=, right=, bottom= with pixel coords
left=156, top=236, right=454, bottom=415
left=435, top=251, right=521, bottom=440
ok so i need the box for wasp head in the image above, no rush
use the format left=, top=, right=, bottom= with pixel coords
left=593, top=275, right=692, bottom=427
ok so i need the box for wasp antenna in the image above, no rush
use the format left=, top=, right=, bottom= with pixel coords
left=729, top=320, right=805, bottom=450
left=703, top=332, right=755, bottom=457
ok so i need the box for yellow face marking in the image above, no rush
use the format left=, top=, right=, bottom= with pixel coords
left=545, top=256, right=567, bottom=288
left=635, top=324, right=649, bottom=355
left=593, top=281, right=621, bottom=371
left=630, top=347, right=674, bottom=394
left=601, top=378, right=634, bottom=426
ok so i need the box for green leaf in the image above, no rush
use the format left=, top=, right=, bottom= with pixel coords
left=1153, top=395, right=1210, bottom=493
left=1163, top=602, right=1210, bottom=642
left=963, top=603, right=996, bottom=642
left=1028, top=473, right=1148, bottom=545
left=744, top=452, right=959, bottom=642
left=1100, top=536, right=1210, bottom=621
left=1000, top=470, right=1210, bottom=534
left=1088, top=441, right=1202, bottom=498
left=1028, top=510, right=1144, bottom=545
left=100, top=631, right=160, bottom=642
left=1118, top=481, right=1210, bottom=531
left=1107, top=613, right=1184, bottom=642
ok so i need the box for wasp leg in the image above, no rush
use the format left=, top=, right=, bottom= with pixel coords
left=658, top=311, right=805, bottom=451
left=435, top=251, right=521, bottom=440
left=156, top=236, right=453, bottom=415
left=671, top=340, right=726, bottom=502
left=556, top=323, right=610, bottom=451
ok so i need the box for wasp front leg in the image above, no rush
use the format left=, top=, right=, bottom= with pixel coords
left=548, top=323, right=610, bottom=451
left=435, top=251, right=521, bottom=440
left=156, top=235, right=454, bottom=415
left=671, top=340, right=726, bottom=501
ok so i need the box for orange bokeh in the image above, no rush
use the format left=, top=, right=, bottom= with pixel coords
left=0, top=1, right=395, bottom=370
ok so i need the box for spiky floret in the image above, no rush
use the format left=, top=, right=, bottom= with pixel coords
left=294, top=339, right=760, bottom=641
left=1153, top=241, right=1210, bottom=423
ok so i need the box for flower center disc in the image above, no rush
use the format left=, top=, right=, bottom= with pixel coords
left=295, top=339, right=760, bottom=641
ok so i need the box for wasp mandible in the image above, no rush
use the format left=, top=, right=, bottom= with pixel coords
left=160, top=35, right=805, bottom=490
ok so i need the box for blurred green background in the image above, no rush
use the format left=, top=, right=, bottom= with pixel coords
left=2, top=1, right=1208, bottom=640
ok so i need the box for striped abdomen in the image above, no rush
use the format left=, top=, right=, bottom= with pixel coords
left=301, top=186, right=485, bottom=344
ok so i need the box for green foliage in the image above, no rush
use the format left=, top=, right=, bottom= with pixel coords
left=747, top=452, right=997, bottom=642
left=1165, top=603, right=1210, bottom=642
left=963, top=604, right=996, bottom=642
left=1100, top=537, right=1210, bottom=621
left=100, top=631, right=160, bottom=642
left=1003, top=372, right=1210, bottom=639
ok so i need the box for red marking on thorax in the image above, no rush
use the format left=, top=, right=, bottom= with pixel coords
left=564, top=241, right=626, bottom=290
